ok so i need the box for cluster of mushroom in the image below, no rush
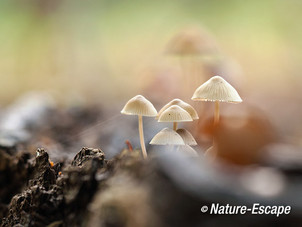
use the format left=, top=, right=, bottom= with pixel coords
left=150, top=99, right=199, bottom=156
left=121, top=75, right=242, bottom=159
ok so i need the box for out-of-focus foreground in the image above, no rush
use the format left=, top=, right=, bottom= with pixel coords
left=1, top=0, right=302, bottom=226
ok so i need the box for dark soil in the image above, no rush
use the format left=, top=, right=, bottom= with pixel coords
left=1, top=145, right=302, bottom=227
left=0, top=101, right=302, bottom=227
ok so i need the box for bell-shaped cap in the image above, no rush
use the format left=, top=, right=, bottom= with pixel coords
left=192, top=76, right=242, bottom=103
left=166, top=27, right=217, bottom=55
left=150, top=128, right=185, bottom=145
left=176, top=128, right=197, bottom=146
left=179, top=145, right=198, bottom=156
left=121, top=95, right=157, bottom=117
left=158, top=105, right=193, bottom=122
left=157, top=99, right=199, bottom=120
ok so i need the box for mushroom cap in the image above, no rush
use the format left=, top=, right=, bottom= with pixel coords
left=158, top=105, right=193, bottom=122
left=150, top=128, right=185, bottom=145
left=121, top=95, right=157, bottom=117
left=157, top=99, right=199, bottom=120
left=176, top=128, right=197, bottom=146
left=179, top=145, right=198, bottom=156
left=166, top=28, right=217, bottom=55
left=191, top=76, right=242, bottom=103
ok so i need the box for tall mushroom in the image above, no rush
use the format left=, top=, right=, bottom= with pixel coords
left=191, top=75, right=242, bottom=125
left=158, top=105, right=193, bottom=131
left=166, top=27, right=218, bottom=95
left=157, top=98, right=199, bottom=120
left=121, top=95, right=157, bottom=159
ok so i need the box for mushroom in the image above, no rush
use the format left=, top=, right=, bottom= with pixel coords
left=150, top=128, right=198, bottom=156
left=176, top=128, right=197, bottom=146
left=121, top=95, right=157, bottom=159
left=157, top=98, right=199, bottom=120
left=158, top=105, right=193, bottom=131
left=204, top=146, right=217, bottom=161
left=150, top=128, right=185, bottom=146
left=192, top=75, right=242, bottom=124
left=180, top=145, right=198, bottom=156
left=166, top=27, right=216, bottom=56
left=177, top=128, right=198, bottom=156
left=166, top=27, right=218, bottom=95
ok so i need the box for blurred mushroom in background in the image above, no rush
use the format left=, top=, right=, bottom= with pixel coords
left=198, top=106, right=277, bottom=165
left=166, top=27, right=220, bottom=96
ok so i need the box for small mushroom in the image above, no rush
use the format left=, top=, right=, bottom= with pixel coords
left=150, top=128, right=199, bottom=156
left=176, top=128, right=197, bottom=146
left=180, top=145, right=198, bottom=157
left=158, top=105, right=193, bottom=131
left=150, top=127, right=185, bottom=146
left=177, top=128, right=198, bottom=156
left=157, top=98, right=199, bottom=120
left=192, top=75, right=242, bottom=124
left=121, top=95, right=157, bottom=159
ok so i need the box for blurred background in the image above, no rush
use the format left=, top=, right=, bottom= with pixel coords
left=2, top=2, right=302, bottom=225
left=0, top=0, right=301, bottom=150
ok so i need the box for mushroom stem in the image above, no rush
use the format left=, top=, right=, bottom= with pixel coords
left=138, top=115, right=147, bottom=159
left=173, top=122, right=178, bottom=131
left=214, top=100, right=220, bottom=125
left=180, top=55, right=191, bottom=96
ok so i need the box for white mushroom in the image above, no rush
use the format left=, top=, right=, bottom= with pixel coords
left=157, top=98, right=199, bottom=120
left=176, top=128, right=197, bottom=146
left=192, top=75, right=242, bottom=124
left=158, top=105, right=193, bottom=131
left=121, top=95, right=157, bottom=159
left=150, top=128, right=185, bottom=145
